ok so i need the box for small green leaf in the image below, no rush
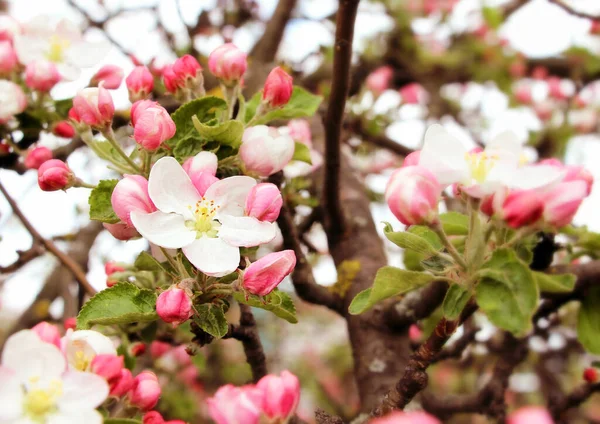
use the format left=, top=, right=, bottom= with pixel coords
left=442, top=284, right=471, bottom=320
left=482, top=7, right=503, bottom=29
left=245, top=87, right=322, bottom=124
left=234, top=289, right=298, bottom=324
left=578, top=285, right=600, bottom=354
left=93, top=141, right=126, bottom=165
left=134, top=251, right=166, bottom=272
left=88, top=179, right=119, bottom=224
left=348, top=267, right=435, bottom=315
left=533, top=271, right=576, bottom=293
left=169, top=96, right=227, bottom=149
left=172, top=137, right=206, bottom=161
left=440, top=212, right=469, bottom=236
left=475, top=249, right=538, bottom=336
left=54, top=98, right=73, bottom=117
left=292, top=142, right=312, bottom=164
left=192, top=115, right=244, bottom=148
left=77, top=283, right=157, bottom=330
left=383, top=222, right=440, bottom=256
left=104, top=419, right=142, bottom=424
left=194, top=303, right=229, bottom=339
left=408, top=226, right=443, bottom=250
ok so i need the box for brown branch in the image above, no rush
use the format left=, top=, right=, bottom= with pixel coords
left=372, top=302, right=477, bottom=416
left=250, top=0, right=298, bottom=63
left=385, top=280, right=448, bottom=330
left=547, top=0, right=600, bottom=19
left=432, top=320, right=479, bottom=363
left=322, top=0, right=361, bottom=244
left=346, top=119, right=413, bottom=157
left=227, top=304, right=268, bottom=383
left=315, top=409, right=344, bottom=424
left=0, top=182, right=97, bottom=296
left=550, top=382, right=600, bottom=420
left=0, top=244, right=45, bottom=273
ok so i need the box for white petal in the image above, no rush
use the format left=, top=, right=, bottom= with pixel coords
left=64, top=330, right=116, bottom=370
left=509, top=165, right=566, bottom=191
left=131, top=211, right=196, bottom=249
left=183, top=237, right=240, bottom=277
left=148, top=157, right=201, bottom=219
left=13, top=35, right=47, bottom=64
left=419, top=124, right=469, bottom=186
left=0, top=367, right=24, bottom=421
left=57, top=371, right=109, bottom=411
left=206, top=176, right=256, bottom=217
left=47, top=410, right=103, bottom=424
left=56, top=63, right=80, bottom=81
left=55, top=20, right=82, bottom=42
left=218, top=216, right=277, bottom=247
left=65, top=41, right=111, bottom=68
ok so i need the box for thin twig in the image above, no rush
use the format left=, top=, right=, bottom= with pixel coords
left=250, top=0, right=299, bottom=63
left=0, top=244, right=45, bottom=273
left=0, top=182, right=97, bottom=296
left=547, top=0, right=600, bottom=19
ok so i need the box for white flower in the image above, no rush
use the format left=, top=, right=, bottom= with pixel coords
left=0, top=80, right=27, bottom=123
left=418, top=124, right=563, bottom=198
left=131, top=157, right=277, bottom=277
left=0, top=330, right=109, bottom=424
left=62, top=329, right=116, bottom=372
left=13, top=17, right=110, bottom=80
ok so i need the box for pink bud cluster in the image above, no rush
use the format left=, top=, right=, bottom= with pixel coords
left=207, top=370, right=301, bottom=424
left=239, top=126, right=295, bottom=176
left=163, top=54, right=204, bottom=97
left=131, top=100, right=176, bottom=151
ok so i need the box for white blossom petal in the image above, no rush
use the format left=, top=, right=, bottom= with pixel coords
left=65, top=41, right=111, bottom=68
left=183, top=237, right=240, bottom=277
left=131, top=211, right=196, bottom=249
left=419, top=124, right=469, bottom=186
left=218, top=216, right=277, bottom=247
left=48, top=409, right=103, bottom=424
left=206, top=176, right=256, bottom=217
left=64, top=330, right=116, bottom=371
left=57, top=371, right=109, bottom=412
left=509, top=165, right=566, bottom=191
left=0, top=367, right=24, bottom=421
left=148, top=157, right=201, bottom=219
left=13, top=35, right=48, bottom=64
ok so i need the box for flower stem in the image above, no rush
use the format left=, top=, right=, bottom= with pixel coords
left=432, top=222, right=468, bottom=270
left=102, top=127, right=142, bottom=173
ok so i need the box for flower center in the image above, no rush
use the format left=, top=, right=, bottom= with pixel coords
left=46, top=35, right=70, bottom=63
left=464, top=151, right=498, bottom=183
left=186, top=198, right=221, bottom=238
left=23, top=379, right=62, bottom=421
left=73, top=349, right=93, bottom=371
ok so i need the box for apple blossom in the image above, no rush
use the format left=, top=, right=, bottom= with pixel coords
left=245, top=183, right=283, bottom=223
left=131, top=100, right=176, bottom=150
left=127, top=65, right=155, bottom=101
left=402, top=150, right=421, bottom=167
left=162, top=65, right=179, bottom=94
left=0, top=15, right=21, bottom=41
left=150, top=341, right=172, bottom=359
left=130, top=342, right=146, bottom=357
left=0, top=80, right=27, bottom=123
left=385, top=165, right=442, bottom=226
left=156, top=286, right=194, bottom=326
left=24, top=146, right=53, bottom=169
left=501, top=189, right=544, bottom=228
left=287, top=119, right=312, bottom=147
left=62, top=329, right=117, bottom=372
left=90, top=64, right=124, bottom=89
left=90, top=354, right=124, bottom=382
left=172, top=54, right=203, bottom=91
left=256, top=370, right=301, bottom=422
left=399, top=83, right=427, bottom=104
left=130, top=157, right=276, bottom=276
left=103, top=222, right=140, bottom=241
left=0, top=330, right=109, bottom=424
left=263, top=66, right=293, bottom=108
left=208, top=43, right=248, bottom=85
left=53, top=120, right=76, bottom=138
left=25, top=60, right=62, bottom=91
left=0, top=40, right=18, bottom=73
left=541, top=181, right=588, bottom=228
left=144, top=410, right=187, bottom=424
left=38, top=159, right=75, bottom=191
left=370, top=411, right=441, bottom=424
left=409, top=324, right=423, bottom=342
left=366, top=66, right=393, bottom=95
left=109, top=368, right=134, bottom=397
left=207, top=384, right=263, bottom=424
left=507, top=406, right=554, bottom=424
left=31, top=321, right=61, bottom=347
left=129, top=370, right=162, bottom=411
left=72, top=85, right=115, bottom=128
left=182, top=151, right=219, bottom=195
left=243, top=250, right=296, bottom=296
left=111, top=174, right=156, bottom=227
left=105, top=261, right=125, bottom=275
left=240, top=125, right=295, bottom=176
left=63, top=317, right=77, bottom=330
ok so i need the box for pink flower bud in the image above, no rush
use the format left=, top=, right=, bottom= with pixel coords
left=110, top=368, right=134, bottom=397
left=111, top=175, right=156, bottom=227
left=542, top=181, right=588, bottom=228
left=172, top=54, right=202, bottom=86
left=208, top=43, right=247, bottom=85
left=371, top=411, right=441, bottom=424
left=103, top=222, right=140, bottom=241
left=408, top=324, right=423, bottom=342
left=31, top=321, right=61, bottom=348
left=263, top=67, right=293, bottom=108
left=182, top=151, right=219, bottom=195
left=514, top=84, right=532, bottom=104
left=256, top=370, right=300, bottom=421
left=402, top=150, right=421, bottom=167
left=130, top=342, right=146, bottom=357
left=37, top=159, right=74, bottom=191
left=126, top=66, right=154, bottom=102
left=131, top=100, right=176, bottom=150
left=129, top=370, right=162, bottom=411
left=385, top=166, right=441, bottom=226
left=68, top=106, right=82, bottom=124
left=240, top=126, right=295, bottom=176
left=63, top=317, right=77, bottom=331
left=91, top=354, right=124, bottom=382
left=0, top=16, right=21, bottom=42
left=564, top=165, right=594, bottom=195
left=25, top=60, right=61, bottom=92
left=162, top=65, right=179, bottom=94
left=105, top=262, right=125, bottom=275
left=366, top=66, right=393, bottom=95
left=24, top=146, right=52, bottom=170
left=0, top=80, right=27, bottom=123
left=507, top=406, right=554, bottom=424
left=243, top=250, right=296, bottom=296
left=0, top=41, right=18, bottom=74
left=547, top=77, right=570, bottom=100
left=245, top=183, right=282, bottom=223
left=156, top=287, right=193, bottom=326
left=207, top=384, right=262, bottom=424
left=143, top=411, right=165, bottom=424
left=150, top=341, right=171, bottom=359
left=399, top=83, right=426, bottom=104
left=72, top=85, right=115, bottom=128
left=584, top=367, right=599, bottom=383
left=592, top=20, right=600, bottom=35
left=91, top=65, right=124, bottom=89
left=287, top=119, right=312, bottom=147
left=502, top=189, right=544, bottom=228
left=53, top=121, right=75, bottom=138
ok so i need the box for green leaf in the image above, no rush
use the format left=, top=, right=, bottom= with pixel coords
left=442, top=284, right=471, bottom=320
left=533, top=271, right=576, bottom=293
left=88, top=179, right=119, bottom=224
left=348, top=266, right=435, bottom=315
left=93, top=140, right=126, bottom=165
left=104, top=419, right=142, bottom=424
left=192, top=115, right=244, bottom=149
left=54, top=98, right=73, bottom=117
left=578, top=285, right=600, bottom=354
left=169, top=96, right=227, bottom=149
left=475, top=249, right=538, bottom=336
left=383, top=222, right=440, bottom=256
left=77, top=283, right=157, bottom=330
left=194, top=303, right=229, bottom=339
left=482, top=7, right=503, bottom=29
left=408, top=226, right=443, bottom=250
left=234, top=289, right=298, bottom=324
left=292, top=142, right=312, bottom=164
left=172, top=137, right=206, bottom=161
left=245, top=86, right=322, bottom=124
left=440, top=212, right=469, bottom=236
left=134, top=251, right=166, bottom=272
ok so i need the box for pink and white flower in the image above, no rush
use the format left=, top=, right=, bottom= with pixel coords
left=0, top=40, right=18, bottom=74
left=240, top=126, right=295, bottom=177
left=90, top=64, right=124, bottom=89
left=130, top=157, right=277, bottom=276
left=0, top=80, right=27, bottom=123
left=207, top=384, right=263, bottom=424
left=62, top=329, right=117, bottom=372
left=243, top=250, right=296, bottom=296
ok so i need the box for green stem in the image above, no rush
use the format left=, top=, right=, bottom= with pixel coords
left=432, top=222, right=468, bottom=270
left=102, top=127, right=142, bottom=173
left=501, top=228, right=536, bottom=249
left=73, top=179, right=96, bottom=189
left=246, top=103, right=264, bottom=127
left=226, top=85, right=239, bottom=120
left=159, top=246, right=180, bottom=273
left=143, top=150, right=152, bottom=178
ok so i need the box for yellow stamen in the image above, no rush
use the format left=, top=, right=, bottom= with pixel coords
left=464, top=151, right=498, bottom=183
left=46, top=35, right=70, bottom=63
left=23, top=379, right=63, bottom=420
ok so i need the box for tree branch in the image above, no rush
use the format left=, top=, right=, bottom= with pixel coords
left=250, top=0, right=298, bottom=63
left=385, top=280, right=448, bottom=330
left=0, top=243, right=45, bottom=273
left=0, top=182, right=97, bottom=296
left=550, top=382, right=600, bottom=420
left=547, top=0, right=600, bottom=19
left=227, top=304, right=268, bottom=383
